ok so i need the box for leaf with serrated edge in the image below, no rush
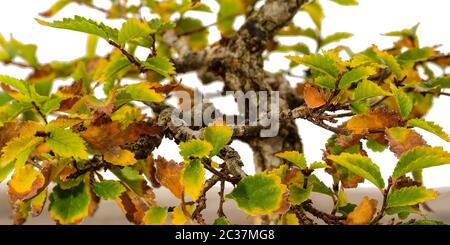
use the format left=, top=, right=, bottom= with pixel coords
left=204, top=125, right=232, bottom=156
left=226, top=173, right=287, bottom=215
left=328, top=153, right=385, bottom=189
left=387, top=186, right=438, bottom=207
left=275, top=151, right=307, bottom=169
left=392, top=146, right=450, bottom=178
left=407, top=118, right=450, bottom=142
left=92, top=180, right=126, bottom=200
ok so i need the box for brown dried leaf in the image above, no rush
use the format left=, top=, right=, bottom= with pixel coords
left=346, top=196, right=378, bottom=225
left=155, top=156, right=184, bottom=199
left=81, top=121, right=162, bottom=153
left=115, top=191, right=148, bottom=224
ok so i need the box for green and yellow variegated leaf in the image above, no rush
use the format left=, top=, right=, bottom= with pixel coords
left=288, top=184, right=313, bottom=205
left=392, top=146, right=450, bottom=178
left=302, top=0, right=324, bottom=30
left=339, top=66, right=376, bottom=89
left=407, top=118, right=450, bottom=142
left=118, top=18, right=155, bottom=46
left=49, top=182, right=91, bottom=225
left=354, top=80, right=390, bottom=101
left=387, top=186, right=438, bottom=208
left=328, top=153, right=385, bottom=189
left=179, top=139, right=212, bottom=159
left=275, top=151, right=307, bottom=169
left=143, top=206, right=168, bottom=225
left=47, top=128, right=88, bottom=160
left=181, top=159, right=205, bottom=200
left=0, top=135, right=42, bottom=168
left=204, top=125, right=233, bottom=156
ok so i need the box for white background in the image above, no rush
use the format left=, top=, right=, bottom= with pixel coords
left=1, top=0, right=450, bottom=187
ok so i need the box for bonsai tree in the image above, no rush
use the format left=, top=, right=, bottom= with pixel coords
left=1, top=0, right=449, bottom=225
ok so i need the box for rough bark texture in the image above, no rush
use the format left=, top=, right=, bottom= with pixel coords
left=169, top=0, right=308, bottom=171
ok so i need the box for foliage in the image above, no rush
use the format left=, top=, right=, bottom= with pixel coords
left=0, top=0, right=449, bottom=226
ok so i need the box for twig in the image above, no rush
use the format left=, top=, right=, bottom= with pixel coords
left=371, top=177, right=393, bottom=224
left=217, top=179, right=226, bottom=217
left=107, top=40, right=146, bottom=73
left=302, top=200, right=345, bottom=225
left=31, top=101, right=48, bottom=124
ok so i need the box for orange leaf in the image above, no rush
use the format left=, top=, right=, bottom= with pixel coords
left=115, top=191, right=148, bottom=224
left=155, top=156, right=184, bottom=199
left=304, top=84, right=326, bottom=109
left=346, top=196, right=378, bottom=225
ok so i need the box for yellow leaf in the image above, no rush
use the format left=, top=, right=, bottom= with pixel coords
left=104, top=148, right=137, bottom=166
left=170, top=205, right=194, bottom=225
left=8, top=164, right=45, bottom=201
left=346, top=196, right=378, bottom=225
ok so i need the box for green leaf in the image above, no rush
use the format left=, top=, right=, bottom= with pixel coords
left=387, top=186, right=438, bottom=208
left=0, top=162, right=15, bottom=182
left=275, top=151, right=307, bottom=169
left=392, top=86, right=413, bottom=117
left=288, top=184, right=313, bottom=205
left=110, top=166, right=151, bottom=197
left=328, top=153, right=385, bottom=188
left=116, top=83, right=164, bottom=105
left=49, top=182, right=91, bottom=224
left=226, top=173, right=287, bottom=215
left=403, top=220, right=445, bottom=225
left=309, top=161, right=328, bottom=169
left=47, top=128, right=88, bottom=160
left=0, top=135, right=42, bottom=168
left=366, top=138, right=387, bottom=152
left=339, top=67, right=376, bottom=89
left=143, top=206, right=168, bottom=225
left=179, top=139, right=213, bottom=159
left=330, top=0, right=358, bottom=5
left=314, top=75, right=336, bottom=89
left=309, top=174, right=334, bottom=196
left=321, top=32, right=353, bottom=47
left=0, top=102, right=32, bottom=126
left=41, top=95, right=63, bottom=115
left=99, top=57, right=132, bottom=88
left=216, top=0, right=246, bottom=36
left=397, top=47, right=436, bottom=68
left=407, top=118, right=450, bottom=142
left=204, top=125, right=233, bottom=156
left=175, top=17, right=208, bottom=50
left=0, top=75, right=31, bottom=97
left=392, top=146, right=450, bottom=178
left=302, top=0, right=324, bottom=30
left=276, top=43, right=310, bottom=54
left=36, top=15, right=119, bottom=41
left=354, top=80, right=389, bottom=101
left=86, top=35, right=99, bottom=59
left=118, top=18, right=154, bottom=46
left=213, top=216, right=231, bottom=225
left=423, top=76, right=450, bottom=89
left=39, top=0, right=71, bottom=17
left=143, top=55, right=176, bottom=77
left=385, top=205, right=422, bottom=218
left=181, top=159, right=205, bottom=200
left=287, top=54, right=340, bottom=78
left=92, top=180, right=126, bottom=200
left=111, top=105, right=141, bottom=128
left=9, top=37, right=39, bottom=67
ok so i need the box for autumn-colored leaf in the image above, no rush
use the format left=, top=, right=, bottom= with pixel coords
left=155, top=156, right=184, bottom=199
left=304, top=84, right=326, bottom=108
left=386, top=127, right=427, bottom=157
left=115, top=190, right=148, bottom=225
left=346, top=196, right=378, bottom=225
left=8, top=164, right=45, bottom=203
